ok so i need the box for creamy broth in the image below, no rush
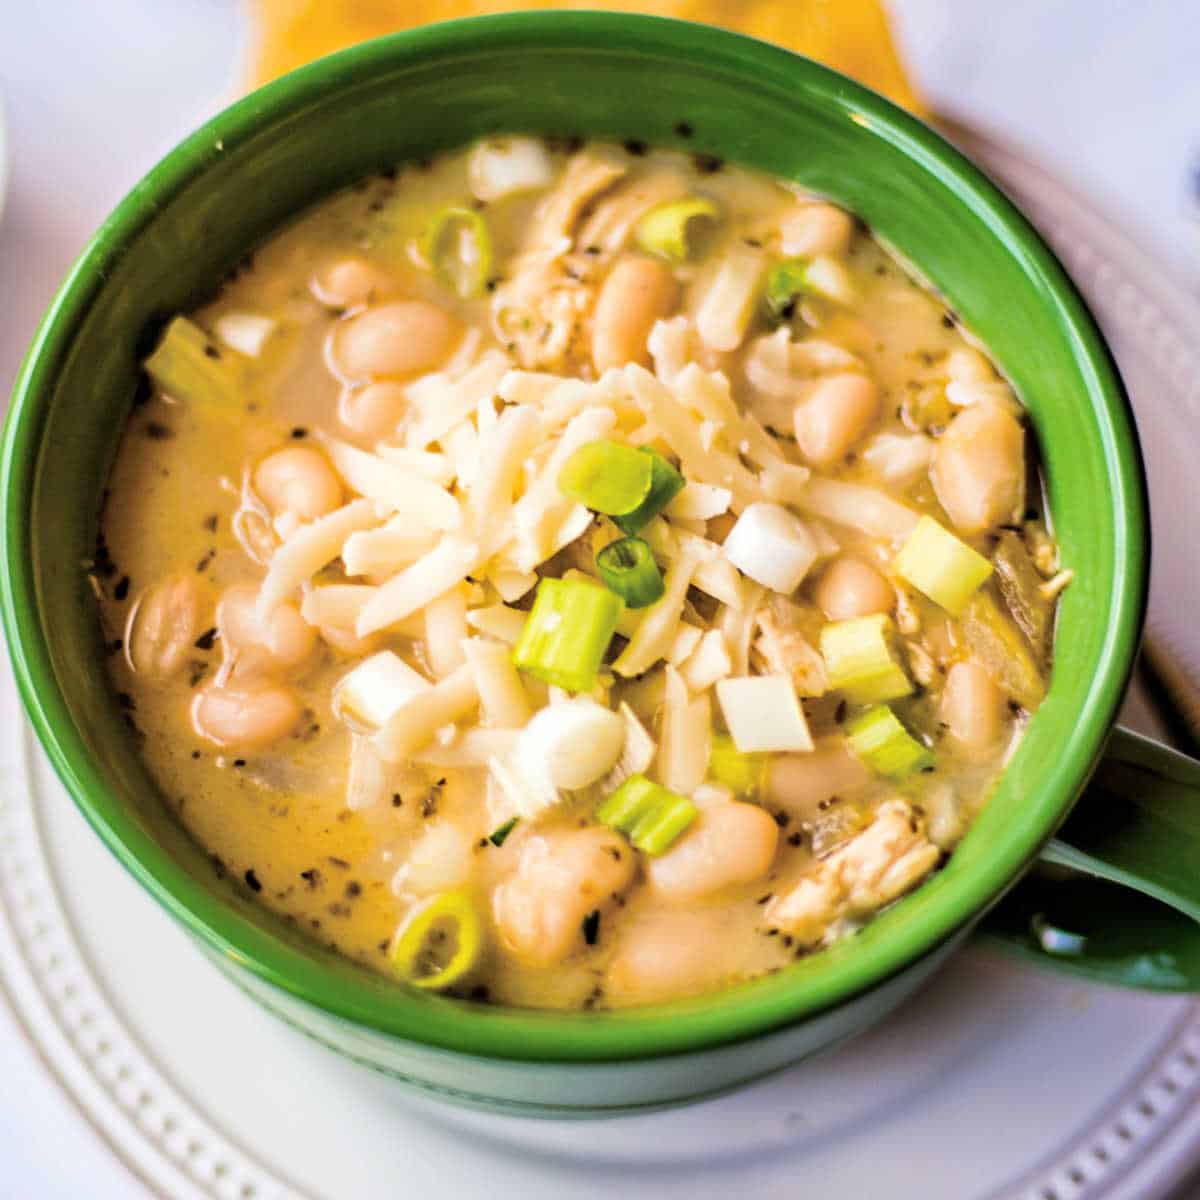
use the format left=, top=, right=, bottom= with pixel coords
left=96, top=138, right=1064, bottom=1009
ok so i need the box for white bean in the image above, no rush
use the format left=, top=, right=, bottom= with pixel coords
left=813, top=555, right=893, bottom=621
left=331, top=301, right=461, bottom=380
left=932, top=403, right=1024, bottom=533
left=605, top=911, right=735, bottom=1004
left=192, top=683, right=302, bottom=750
left=491, top=828, right=635, bottom=967
left=126, top=574, right=203, bottom=681
left=592, top=256, right=680, bottom=372
left=338, top=381, right=408, bottom=439
left=252, top=446, right=342, bottom=522
left=780, top=202, right=854, bottom=258
left=311, top=256, right=400, bottom=310
left=218, top=584, right=316, bottom=676
left=793, top=373, right=879, bottom=466
left=764, top=738, right=873, bottom=820
left=646, top=802, right=778, bottom=900
left=942, top=660, right=1006, bottom=751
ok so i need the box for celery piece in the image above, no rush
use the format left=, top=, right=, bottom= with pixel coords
left=595, top=773, right=697, bottom=856
left=630, top=794, right=698, bottom=855
left=763, top=257, right=811, bottom=320
left=846, top=705, right=934, bottom=779
left=894, top=516, right=993, bottom=616
left=390, top=890, right=484, bottom=992
left=419, top=205, right=493, bottom=299
left=819, top=613, right=913, bottom=704
left=635, top=196, right=721, bottom=263
left=558, top=439, right=653, bottom=516
left=612, top=448, right=686, bottom=535
left=511, top=577, right=623, bottom=693
left=708, top=732, right=767, bottom=798
left=143, top=316, right=241, bottom=411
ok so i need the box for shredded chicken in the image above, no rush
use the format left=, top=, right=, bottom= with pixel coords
left=766, top=799, right=940, bottom=944
left=751, top=601, right=828, bottom=696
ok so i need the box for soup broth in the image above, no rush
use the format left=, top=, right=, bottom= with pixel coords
left=96, top=137, right=1066, bottom=1009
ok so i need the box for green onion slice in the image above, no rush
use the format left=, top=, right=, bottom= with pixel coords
left=708, top=732, right=767, bottom=798
left=893, top=516, right=994, bottom=616
left=558, top=439, right=654, bottom=516
left=596, top=537, right=665, bottom=609
left=635, top=196, right=722, bottom=263
left=511, top=577, right=624, bottom=694
left=419, top=205, right=493, bottom=299
left=764, top=257, right=811, bottom=320
left=612, top=448, right=686, bottom=535
left=819, top=613, right=913, bottom=704
left=488, top=817, right=518, bottom=847
left=596, top=773, right=698, bottom=856
left=846, top=705, right=935, bottom=779
left=390, top=890, right=484, bottom=992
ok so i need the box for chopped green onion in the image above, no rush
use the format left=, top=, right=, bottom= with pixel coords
left=419, top=205, right=493, bottom=299
left=511, top=577, right=623, bottom=693
left=612, top=448, right=686, bottom=535
left=558, top=440, right=653, bottom=516
left=390, top=890, right=483, bottom=992
left=708, top=733, right=767, bottom=798
left=143, top=316, right=242, bottom=411
left=893, top=515, right=994, bottom=616
left=488, top=817, right=518, bottom=847
left=764, top=257, right=811, bottom=320
left=595, top=773, right=698, bottom=856
left=596, top=537, right=665, bottom=608
left=846, top=705, right=934, bottom=778
left=635, top=196, right=721, bottom=263
left=819, top=613, right=913, bottom=704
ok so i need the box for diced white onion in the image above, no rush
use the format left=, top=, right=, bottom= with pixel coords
left=722, top=502, right=819, bottom=594
left=694, top=243, right=766, bottom=352
left=716, top=674, right=814, bottom=753
left=667, top=481, right=732, bottom=521
left=513, top=698, right=626, bottom=793
left=394, top=823, right=474, bottom=895
left=345, top=733, right=390, bottom=811
left=468, top=136, right=557, bottom=203
left=213, top=312, right=276, bottom=358
left=334, top=650, right=432, bottom=731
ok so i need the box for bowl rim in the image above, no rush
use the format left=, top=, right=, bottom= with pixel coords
left=0, top=11, right=1148, bottom=1064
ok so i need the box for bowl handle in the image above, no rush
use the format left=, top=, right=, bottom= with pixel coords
left=976, top=725, right=1200, bottom=991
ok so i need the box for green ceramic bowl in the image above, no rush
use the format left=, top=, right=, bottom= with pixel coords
left=4, top=13, right=1195, bottom=1114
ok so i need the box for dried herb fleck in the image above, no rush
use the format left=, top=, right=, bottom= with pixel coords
left=581, top=910, right=601, bottom=946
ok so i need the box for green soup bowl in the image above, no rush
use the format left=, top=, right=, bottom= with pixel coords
left=5, top=13, right=1199, bottom=1116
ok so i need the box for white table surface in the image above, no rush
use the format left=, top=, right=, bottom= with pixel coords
left=1, top=2, right=1198, bottom=1196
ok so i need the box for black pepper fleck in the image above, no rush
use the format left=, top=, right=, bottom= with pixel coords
left=144, top=422, right=174, bottom=441
left=244, top=868, right=262, bottom=892
left=291, top=426, right=308, bottom=439
left=193, top=627, right=218, bottom=651
left=202, top=513, right=219, bottom=532
left=623, top=138, right=648, bottom=156
left=693, top=153, right=723, bottom=174
left=674, top=120, right=694, bottom=138
left=581, top=909, right=601, bottom=946
left=113, top=575, right=131, bottom=601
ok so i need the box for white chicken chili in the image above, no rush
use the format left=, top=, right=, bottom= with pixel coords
left=94, top=136, right=1066, bottom=1009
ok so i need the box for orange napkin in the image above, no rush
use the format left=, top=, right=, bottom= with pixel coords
left=248, top=0, right=925, bottom=115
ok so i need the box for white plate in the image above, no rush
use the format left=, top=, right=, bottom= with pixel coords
left=3, top=120, right=1200, bottom=1200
